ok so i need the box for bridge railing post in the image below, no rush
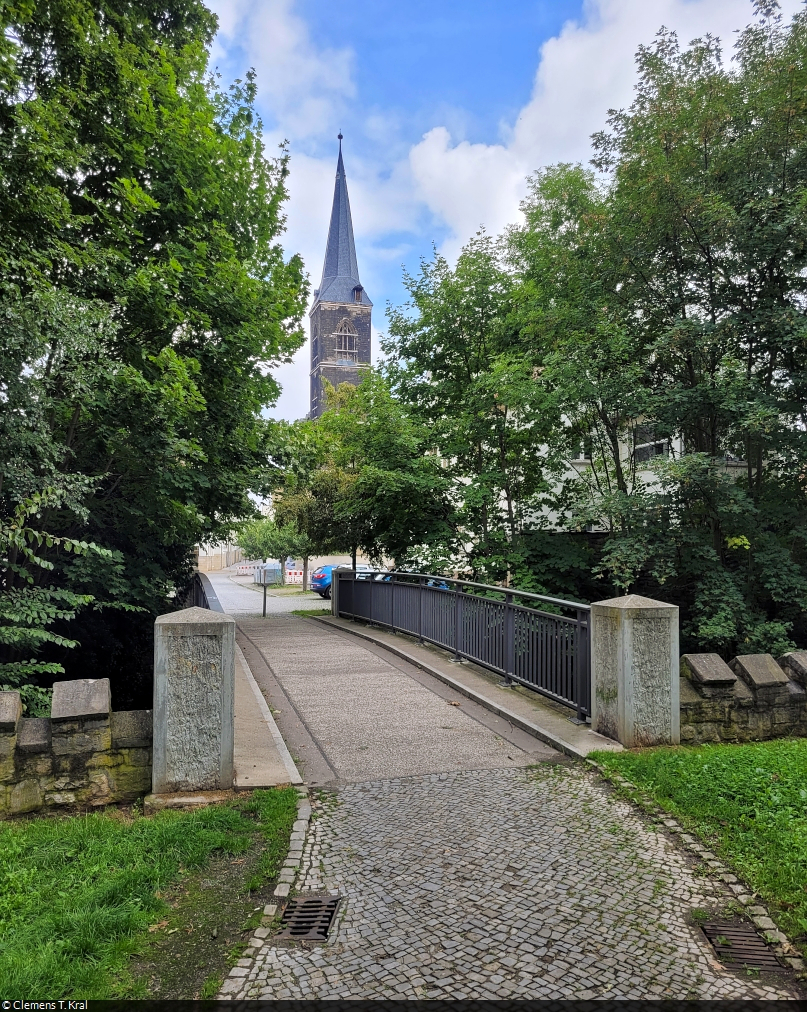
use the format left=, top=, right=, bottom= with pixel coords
left=573, top=607, right=588, bottom=722
left=454, top=583, right=462, bottom=661
left=504, top=593, right=514, bottom=685
left=419, top=576, right=424, bottom=643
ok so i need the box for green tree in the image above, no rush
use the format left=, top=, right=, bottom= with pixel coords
left=508, top=2, right=807, bottom=654
left=0, top=491, right=111, bottom=714
left=383, top=232, right=559, bottom=584
left=265, top=375, right=455, bottom=574
left=316, top=375, right=455, bottom=569
left=0, top=1, right=307, bottom=703
left=234, top=518, right=311, bottom=586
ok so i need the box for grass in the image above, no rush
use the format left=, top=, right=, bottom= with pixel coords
left=593, top=738, right=807, bottom=950
left=292, top=607, right=332, bottom=618
left=0, top=787, right=298, bottom=999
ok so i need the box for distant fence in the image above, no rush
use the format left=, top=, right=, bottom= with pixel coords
left=334, top=571, right=591, bottom=720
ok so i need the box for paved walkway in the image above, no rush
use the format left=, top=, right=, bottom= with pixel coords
left=206, top=571, right=328, bottom=617
left=233, top=644, right=300, bottom=789
left=314, top=614, right=621, bottom=759
left=208, top=574, right=797, bottom=1000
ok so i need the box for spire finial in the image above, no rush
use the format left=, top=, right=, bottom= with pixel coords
left=338, top=131, right=343, bottom=145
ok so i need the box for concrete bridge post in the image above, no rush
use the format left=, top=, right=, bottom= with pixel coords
left=152, top=606, right=235, bottom=793
left=591, top=594, right=680, bottom=747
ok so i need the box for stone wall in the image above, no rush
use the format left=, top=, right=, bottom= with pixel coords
left=680, top=651, right=807, bottom=744
left=0, top=678, right=151, bottom=818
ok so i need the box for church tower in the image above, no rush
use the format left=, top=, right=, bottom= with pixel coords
left=309, top=135, right=372, bottom=418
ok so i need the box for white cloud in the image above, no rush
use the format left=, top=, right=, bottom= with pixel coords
left=409, top=127, right=529, bottom=261
left=207, top=0, right=355, bottom=139
left=409, top=0, right=804, bottom=249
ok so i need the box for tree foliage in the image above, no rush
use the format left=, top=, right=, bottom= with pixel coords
left=234, top=518, right=311, bottom=585
left=383, top=233, right=558, bottom=583
left=0, top=1, right=307, bottom=703
left=380, top=2, right=807, bottom=655
left=268, top=374, right=455, bottom=570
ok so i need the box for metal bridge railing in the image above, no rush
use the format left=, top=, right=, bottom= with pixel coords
left=185, top=571, right=224, bottom=613
left=334, top=570, right=591, bottom=720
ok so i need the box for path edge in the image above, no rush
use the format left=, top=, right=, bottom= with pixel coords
left=235, top=641, right=303, bottom=786
left=218, top=786, right=311, bottom=997
left=588, top=758, right=806, bottom=977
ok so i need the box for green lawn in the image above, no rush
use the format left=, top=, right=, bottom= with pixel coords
left=0, top=788, right=298, bottom=998
left=593, top=739, right=807, bottom=949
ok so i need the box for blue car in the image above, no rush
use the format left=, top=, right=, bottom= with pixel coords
left=310, top=564, right=373, bottom=598
left=310, top=565, right=336, bottom=598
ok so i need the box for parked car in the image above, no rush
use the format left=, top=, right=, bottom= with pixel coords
left=310, top=564, right=373, bottom=599
left=310, top=565, right=335, bottom=598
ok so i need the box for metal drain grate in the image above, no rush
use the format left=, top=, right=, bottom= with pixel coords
left=702, top=921, right=785, bottom=972
left=276, top=895, right=341, bottom=941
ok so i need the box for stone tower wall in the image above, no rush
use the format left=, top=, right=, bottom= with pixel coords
left=310, top=301, right=372, bottom=417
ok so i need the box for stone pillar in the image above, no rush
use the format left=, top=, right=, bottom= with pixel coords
left=50, top=678, right=113, bottom=807
left=0, top=691, right=22, bottom=817
left=591, top=594, right=679, bottom=747
left=153, top=606, right=235, bottom=793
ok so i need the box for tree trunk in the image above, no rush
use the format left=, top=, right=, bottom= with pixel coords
left=352, top=544, right=357, bottom=570
left=302, top=555, right=309, bottom=592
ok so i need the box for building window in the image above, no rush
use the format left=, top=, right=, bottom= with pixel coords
left=634, top=423, right=669, bottom=464
left=335, top=318, right=358, bottom=361
left=353, top=286, right=363, bottom=303
left=573, top=436, right=593, bottom=461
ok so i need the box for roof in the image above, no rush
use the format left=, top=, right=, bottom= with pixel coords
left=312, top=141, right=372, bottom=309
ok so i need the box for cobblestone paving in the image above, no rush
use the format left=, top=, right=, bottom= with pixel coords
left=228, top=767, right=796, bottom=1000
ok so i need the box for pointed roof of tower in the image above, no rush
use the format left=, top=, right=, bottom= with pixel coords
left=313, top=136, right=372, bottom=308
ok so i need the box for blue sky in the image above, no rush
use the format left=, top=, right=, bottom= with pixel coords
left=206, top=0, right=802, bottom=420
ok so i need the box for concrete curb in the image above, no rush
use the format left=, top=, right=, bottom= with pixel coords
left=235, top=642, right=303, bottom=786
left=309, top=614, right=607, bottom=762
left=587, top=759, right=805, bottom=976
left=219, top=785, right=311, bottom=997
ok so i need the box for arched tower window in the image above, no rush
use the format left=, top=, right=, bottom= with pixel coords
left=335, top=318, right=358, bottom=361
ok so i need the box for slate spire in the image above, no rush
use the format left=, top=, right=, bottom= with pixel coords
left=315, top=135, right=371, bottom=306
